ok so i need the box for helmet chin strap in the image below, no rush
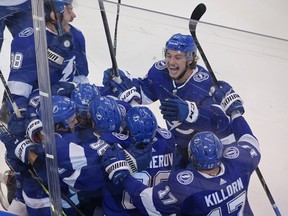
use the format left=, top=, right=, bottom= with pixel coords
left=51, top=12, right=63, bottom=35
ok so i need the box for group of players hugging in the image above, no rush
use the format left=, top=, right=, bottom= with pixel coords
left=0, top=1, right=260, bottom=216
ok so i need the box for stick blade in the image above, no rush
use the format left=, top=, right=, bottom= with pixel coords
left=189, top=3, right=206, bottom=33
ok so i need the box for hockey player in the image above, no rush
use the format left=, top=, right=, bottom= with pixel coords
left=24, top=96, right=150, bottom=215
left=1, top=95, right=121, bottom=215
left=6, top=0, right=84, bottom=138
left=102, top=81, right=260, bottom=215
left=101, top=106, right=175, bottom=216
left=0, top=0, right=88, bottom=124
left=103, top=33, right=234, bottom=169
left=25, top=94, right=128, bottom=172
left=2, top=95, right=82, bottom=215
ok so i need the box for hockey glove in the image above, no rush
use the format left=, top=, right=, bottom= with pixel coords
left=103, top=68, right=141, bottom=103
left=5, top=153, right=28, bottom=173
left=26, top=119, right=43, bottom=144
left=160, top=98, right=199, bottom=123
left=0, top=123, right=14, bottom=145
left=0, top=123, right=38, bottom=165
left=14, top=138, right=40, bottom=164
left=210, top=81, right=244, bottom=118
left=0, top=124, right=27, bottom=172
left=124, top=142, right=152, bottom=173
left=47, top=32, right=74, bottom=68
left=7, top=109, right=27, bottom=137
left=102, top=144, right=130, bottom=184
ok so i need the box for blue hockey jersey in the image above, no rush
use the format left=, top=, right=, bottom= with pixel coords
left=135, top=60, right=230, bottom=149
left=101, top=127, right=176, bottom=216
left=122, top=116, right=260, bottom=215
left=8, top=26, right=79, bottom=110
left=69, top=24, right=89, bottom=83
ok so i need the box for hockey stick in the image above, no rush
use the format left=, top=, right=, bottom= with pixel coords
left=0, top=69, right=22, bottom=118
left=255, top=168, right=281, bottom=216
left=28, top=169, right=86, bottom=216
left=189, top=4, right=282, bottom=216
left=189, top=3, right=218, bottom=86
left=113, top=0, right=121, bottom=55
left=0, top=172, right=9, bottom=211
left=98, top=0, right=121, bottom=82
left=28, top=170, right=68, bottom=216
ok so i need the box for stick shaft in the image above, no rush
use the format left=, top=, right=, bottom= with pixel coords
left=98, top=0, right=119, bottom=77
left=0, top=69, right=22, bottom=118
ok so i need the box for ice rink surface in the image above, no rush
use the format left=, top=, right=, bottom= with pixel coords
left=0, top=0, right=288, bottom=215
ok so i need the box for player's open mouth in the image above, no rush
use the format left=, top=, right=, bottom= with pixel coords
left=169, top=67, right=179, bottom=74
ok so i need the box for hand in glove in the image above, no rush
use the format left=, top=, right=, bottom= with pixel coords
left=124, top=141, right=152, bottom=173
left=160, top=98, right=199, bottom=123
left=0, top=123, right=39, bottom=164
left=26, top=119, right=43, bottom=144
left=7, top=109, right=27, bottom=137
left=102, top=144, right=130, bottom=184
left=102, top=68, right=141, bottom=103
left=210, top=81, right=244, bottom=117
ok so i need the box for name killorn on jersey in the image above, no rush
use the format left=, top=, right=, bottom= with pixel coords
left=205, top=177, right=244, bottom=207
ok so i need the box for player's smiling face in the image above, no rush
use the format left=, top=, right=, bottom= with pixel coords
left=165, top=50, right=188, bottom=80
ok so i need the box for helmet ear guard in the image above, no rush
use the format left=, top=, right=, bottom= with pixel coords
left=188, top=131, right=223, bottom=170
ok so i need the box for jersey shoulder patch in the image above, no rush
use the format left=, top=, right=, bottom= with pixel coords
left=176, top=170, right=194, bottom=185
left=154, top=60, right=167, bottom=70
left=223, top=146, right=240, bottom=159
left=157, top=127, right=172, bottom=139
left=18, top=27, right=34, bottom=38
left=117, top=102, right=129, bottom=118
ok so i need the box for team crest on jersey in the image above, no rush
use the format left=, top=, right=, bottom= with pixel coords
left=176, top=171, right=194, bottom=185
left=223, top=147, right=239, bottom=159
left=157, top=128, right=172, bottom=139
left=193, top=71, right=209, bottom=82
left=155, top=60, right=167, bottom=70
left=117, top=104, right=127, bottom=117
left=112, top=132, right=129, bottom=140
left=19, top=27, right=34, bottom=37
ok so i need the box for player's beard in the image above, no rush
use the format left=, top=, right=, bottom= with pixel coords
left=167, top=59, right=192, bottom=82
left=172, top=62, right=189, bottom=81
left=174, top=67, right=187, bottom=81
